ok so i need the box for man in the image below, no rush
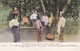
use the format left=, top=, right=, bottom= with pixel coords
left=30, top=11, right=37, bottom=20
left=9, top=16, right=20, bottom=42
left=30, top=11, right=37, bottom=27
left=57, top=12, right=66, bottom=42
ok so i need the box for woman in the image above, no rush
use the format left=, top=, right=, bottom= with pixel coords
left=35, top=15, right=42, bottom=42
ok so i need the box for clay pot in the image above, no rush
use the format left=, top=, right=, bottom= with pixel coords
left=46, top=33, right=55, bottom=40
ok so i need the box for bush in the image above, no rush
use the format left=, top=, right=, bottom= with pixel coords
left=64, top=20, right=79, bottom=34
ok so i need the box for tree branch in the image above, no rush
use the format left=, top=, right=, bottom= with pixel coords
left=61, top=0, right=72, bottom=14
left=40, top=0, right=46, bottom=13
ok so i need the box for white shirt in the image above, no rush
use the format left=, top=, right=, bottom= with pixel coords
left=57, top=16, right=66, bottom=34
left=30, top=13, right=37, bottom=20
left=41, top=15, right=49, bottom=25
left=9, top=19, right=19, bottom=27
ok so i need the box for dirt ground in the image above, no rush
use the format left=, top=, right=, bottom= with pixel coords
left=0, top=29, right=80, bottom=42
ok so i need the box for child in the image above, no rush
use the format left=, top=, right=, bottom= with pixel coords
left=35, top=15, right=42, bottom=42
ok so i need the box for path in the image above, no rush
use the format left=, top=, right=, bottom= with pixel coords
left=0, top=28, right=80, bottom=42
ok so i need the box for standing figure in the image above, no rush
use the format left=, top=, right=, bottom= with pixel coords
left=41, top=14, right=49, bottom=35
left=30, top=11, right=37, bottom=27
left=21, top=15, right=29, bottom=26
left=57, top=12, right=66, bottom=42
left=48, top=13, right=55, bottom=34
left=41, top=14, right=49, bottom=27
left=35, top=15, right=42, bottom=42
left=49, top=13, right=54, bottom=27
left=9, top=16, right=20, bottom=42
left=12, top=7, right=19, bottom=16
left=8, top=11, right=15, bottom=21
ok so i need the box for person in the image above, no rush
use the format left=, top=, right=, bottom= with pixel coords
left=12, top=7, right=19, bottom=16
left=9, top=15, right=20, bottom=42
left=8, top=11, right=15, bottom=21
left=35, top=15, right=42, bottom=42
left=30, top=11, right=37, bottom=20
left=30, top=11, right=37, bottom=27
left=41, top=13, right=49, bottom=27
left=41, top=13, right=50, bottom=38
left=21, top=15, right=29, bottom=26
left=49, top=13, right=55, bottom=27
left=8, top=7, right=19, bottom=21
left=57, top=12, right=66, bottom=42
left=48, top=13, right=55, bottom=34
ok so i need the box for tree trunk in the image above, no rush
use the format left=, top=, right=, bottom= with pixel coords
left=40, top=0, right=46, bottom=13
left=56, top=0, right=60, bottom=19
left=18, top=1, right=22, bottom=22
left=55, top=0, right=60, bottom=26
left=24, top=0, right=27, bottom=14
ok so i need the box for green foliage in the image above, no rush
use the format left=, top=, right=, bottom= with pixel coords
left=64, top=20, right=79, bottom=34
left=65, top=0, right=80, bottom=19
left=0, top=0, right=80, bottom=34
left=3, top=0, right=79, bottom=20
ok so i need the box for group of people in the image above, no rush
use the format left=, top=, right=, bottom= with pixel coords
left=8, top=9, right=66, bottom=42
left=30, top=11, right=55, bottom=42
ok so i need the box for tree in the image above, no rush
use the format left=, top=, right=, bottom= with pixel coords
left=5, top=0, right=80, bottom=20
left=40, top=0, right=46, bottom=13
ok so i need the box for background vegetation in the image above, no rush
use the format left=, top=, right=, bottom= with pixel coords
left=0, top=0, right=80, bottom=34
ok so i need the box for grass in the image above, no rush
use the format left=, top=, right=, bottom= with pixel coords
left=64, top=20, right=79, bottom=34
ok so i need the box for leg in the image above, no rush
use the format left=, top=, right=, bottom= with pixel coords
left=12, top=26, right=20, bottom=42
left=15, top=28, right=20, bottom=42
left=37, top=30, right=42, bottom=42
left=59, top=27, right=64, bottom=42
left=12, top=27, right=17, bottom=42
